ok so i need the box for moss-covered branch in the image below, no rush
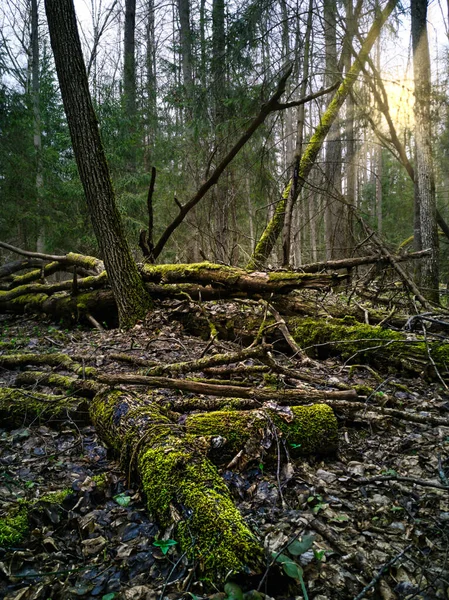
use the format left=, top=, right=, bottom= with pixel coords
left=0, top=387, right=90, bottom=425
left=247, top=0, right=398, bottom=269
left=292, top=316, right=449, bottom=377
left=89, top=389, right=263, bottom=578
left=185, top=404, right=338, bottom=459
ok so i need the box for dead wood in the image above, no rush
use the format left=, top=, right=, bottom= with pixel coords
left=0, top=387, right=90, bottom=424
left=14, top=371, right=101, bottom=397
left=0, top=241, right=104, bottom=273
left=96, top=372, right=358, bottom=401
left=0, top=353, right=97, bottom=377
left=140, top=344, right=269, bottom=376
left=298, top=249, right=430, bottom=273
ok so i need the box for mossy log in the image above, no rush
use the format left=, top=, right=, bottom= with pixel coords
left=291, top=317, right=449, bottom=377
left=97, top=372, right=358, bottom=401
left=0, top=261, right=347, bottom=324
left=89, top=389, right=264, bottom=578
left=0, top=353, right=97, bottom=377
left=0, top=387, right=90, bottom=425
left=185, top=404, right=338, bottom=460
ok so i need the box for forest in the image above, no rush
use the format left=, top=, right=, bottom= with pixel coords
left=1, top=0, right=449, bottom=599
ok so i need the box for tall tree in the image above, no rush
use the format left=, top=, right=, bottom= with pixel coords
left=323, top=0, right=344, bottom=260
left=282, top=0, right=314, bottom=266
left=177, top=0, right=193, bottom=113
left=44, top=0, right=151, bottom=328
left=124, top=0, right=137, bottom=171
left=211, top=0, right=232, bottom=263
left=31, top=0, right=44, bottom=252
left=411, top=0, right=439, bottom=302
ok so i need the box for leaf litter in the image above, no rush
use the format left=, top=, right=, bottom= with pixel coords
left=0, top=304, right=448, bottom=600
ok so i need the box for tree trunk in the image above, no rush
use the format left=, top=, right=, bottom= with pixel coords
left=411, top=0, right=439, bottom=303
left=323, top=0, right=344, bottom=260
left=177, top=0, right=193, bottom=113
left=44, top=0, right=151, bottom=328
left=211, top=0, right=230, bottom=263
left=124, top=0, right=137, bottom=171
left=144, top=0, right=157, bottom=167
left=282, top=0, right=313, bottom=267
left=31, top=0, right=44, bottom=253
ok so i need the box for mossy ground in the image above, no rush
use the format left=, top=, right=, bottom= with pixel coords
left=0, top=489, right=72, bottom=547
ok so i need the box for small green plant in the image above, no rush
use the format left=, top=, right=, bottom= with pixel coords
left=307, top=494, right=327, bottom=514
left=313, top=549, right=326, bottom=562
left=113, top=493, right=131, bottom=507
left=271, top=534, right=316, bottom=599
left=153, top=538, right=177, bottom=555
left=381, top=469, right=398, bottom=476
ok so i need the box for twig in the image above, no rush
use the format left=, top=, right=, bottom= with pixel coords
left=352, top=545, right=412, bottom=600
left=355, top=474, right=449, bottom=491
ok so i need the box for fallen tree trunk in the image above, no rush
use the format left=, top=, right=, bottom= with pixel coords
left=96, top=372, right=358, bottom=401
left=290, top=316, right=449, bottom=377
left=0, top=380, right=338, bottom=577
left=0, top=244, right=426, bottom=326
left=89, top=389, right=263, bottom=578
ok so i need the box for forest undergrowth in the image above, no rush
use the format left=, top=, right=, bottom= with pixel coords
left=0, top=296, right=449, bottom=600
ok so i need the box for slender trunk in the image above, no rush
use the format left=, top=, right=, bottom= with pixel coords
left=411, top=0, right=439, bottom=302
left=177, top=0, right=193, bottom=115
left=31, top=0, right=44, bottom=252
left=247, top=0, right=397, bottom=270
left=323, top=0, right=344, bottom=260
left=282, top=0, right=313, bottom=266
left=124, top=0, right=137, bottom=171
left=145, top=0, right=156, bottom=168
left=343, top=0, right=356, bottom=251
left=44, top=0, right=151, bottom=328
left=212, top=0, right=229, bottom=263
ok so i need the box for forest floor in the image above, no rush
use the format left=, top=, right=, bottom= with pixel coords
left=0, top=303, right=449, bottom=600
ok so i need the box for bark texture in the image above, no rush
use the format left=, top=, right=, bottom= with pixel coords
left=411, top=0, right=439, bottom=303
left=44, top=0, right=151, bottom=328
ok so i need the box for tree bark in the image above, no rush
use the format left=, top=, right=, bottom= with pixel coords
left=124, top=0, right=137, bottom=170
left=44, top=0, right=151, bottom=328
left=177, top=0, right=193, bottom=112
left=411, top=0, right=439, bottom=303
left=282, top=0, right=314, bottom=267
left=31, top=0, right=45, bottom=253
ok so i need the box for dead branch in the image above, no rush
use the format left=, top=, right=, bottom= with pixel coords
left=97, top=372, right=358, bottom=402
left=151, top=68, right=337, bottom=258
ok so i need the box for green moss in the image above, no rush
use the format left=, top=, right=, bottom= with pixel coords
left=185, top=404, right=338, bottom=457
left=274, top=405, right=338, bottom=455
left=0, top=387, right=89, bottom=425
left=0, top=507, right=28, bottom=546
left=246, top=180, right=291, bottom=271
left=39, top=489, right=71, bottom=504
left=92, top=473, right=108, bottom=490
left=89, top=391, right=263, bottom=578
left=353, top=384, right=374, bottom=395
left=11, top=293, right=49, bottom=307
left=291, top=317, right=449, bottom=375
left=291, top=317, right=404, bottom=362
left=138, top=436, right=260, bottom=576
